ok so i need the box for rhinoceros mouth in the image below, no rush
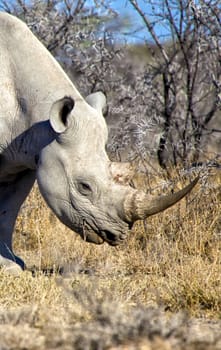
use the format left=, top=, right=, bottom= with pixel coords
left=99, top=229, right=127, bottom=246
left=82, top=221, right=128, bottom=246
left=80, top=222, right=104, bottom=244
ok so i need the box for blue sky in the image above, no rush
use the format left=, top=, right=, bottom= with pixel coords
left=85, top=0, right=153, bottom=42
left=0, top=0, right=170, bottom=43
left=111, top=0, right=148, bottom=42
left=103, top=0, right=171, bottom=43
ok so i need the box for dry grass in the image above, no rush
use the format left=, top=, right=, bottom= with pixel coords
left=0, top=168, right=221, bottom=349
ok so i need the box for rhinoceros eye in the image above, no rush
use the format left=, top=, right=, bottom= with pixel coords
left=77, top=181, right=93, bottom=197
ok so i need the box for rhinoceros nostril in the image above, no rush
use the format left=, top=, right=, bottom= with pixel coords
left=104, top=231, right=116, bottom=242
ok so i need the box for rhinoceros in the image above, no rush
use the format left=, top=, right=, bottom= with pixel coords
left=0, top=13, right=198, bottom=274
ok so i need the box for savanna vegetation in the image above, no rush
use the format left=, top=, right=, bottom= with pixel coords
left=0, top=0, right=221, bottom=349
left=0, top=168, right=220, bottom=349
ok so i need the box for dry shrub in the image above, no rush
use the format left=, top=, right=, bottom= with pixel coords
left=0, top=282, right=221, bottom=350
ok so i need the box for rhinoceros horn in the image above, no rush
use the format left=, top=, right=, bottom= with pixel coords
left=123, top=176, right=199, bottom=222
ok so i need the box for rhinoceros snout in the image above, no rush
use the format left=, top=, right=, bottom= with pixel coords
left=80, top=220, right=128, bottom=246
left=99, top=229, right=128, bottom=246
left=80, top=226, right=128, bottom=246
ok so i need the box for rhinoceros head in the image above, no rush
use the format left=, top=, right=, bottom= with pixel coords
left=37, top=92, right=198, bottom=245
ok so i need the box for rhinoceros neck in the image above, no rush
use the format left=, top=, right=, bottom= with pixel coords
left=0, top=121, right=55, bottom=180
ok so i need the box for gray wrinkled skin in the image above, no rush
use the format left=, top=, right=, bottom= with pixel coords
left=0, top=13, right=130, bottom=273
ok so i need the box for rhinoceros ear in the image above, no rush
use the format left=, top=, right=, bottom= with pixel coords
left=49, top=96, right=75, bottom=133
left=86, top=91, right=107, bottom=116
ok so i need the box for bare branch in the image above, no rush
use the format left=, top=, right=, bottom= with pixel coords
left=128, top=0, right=169, bottom=64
